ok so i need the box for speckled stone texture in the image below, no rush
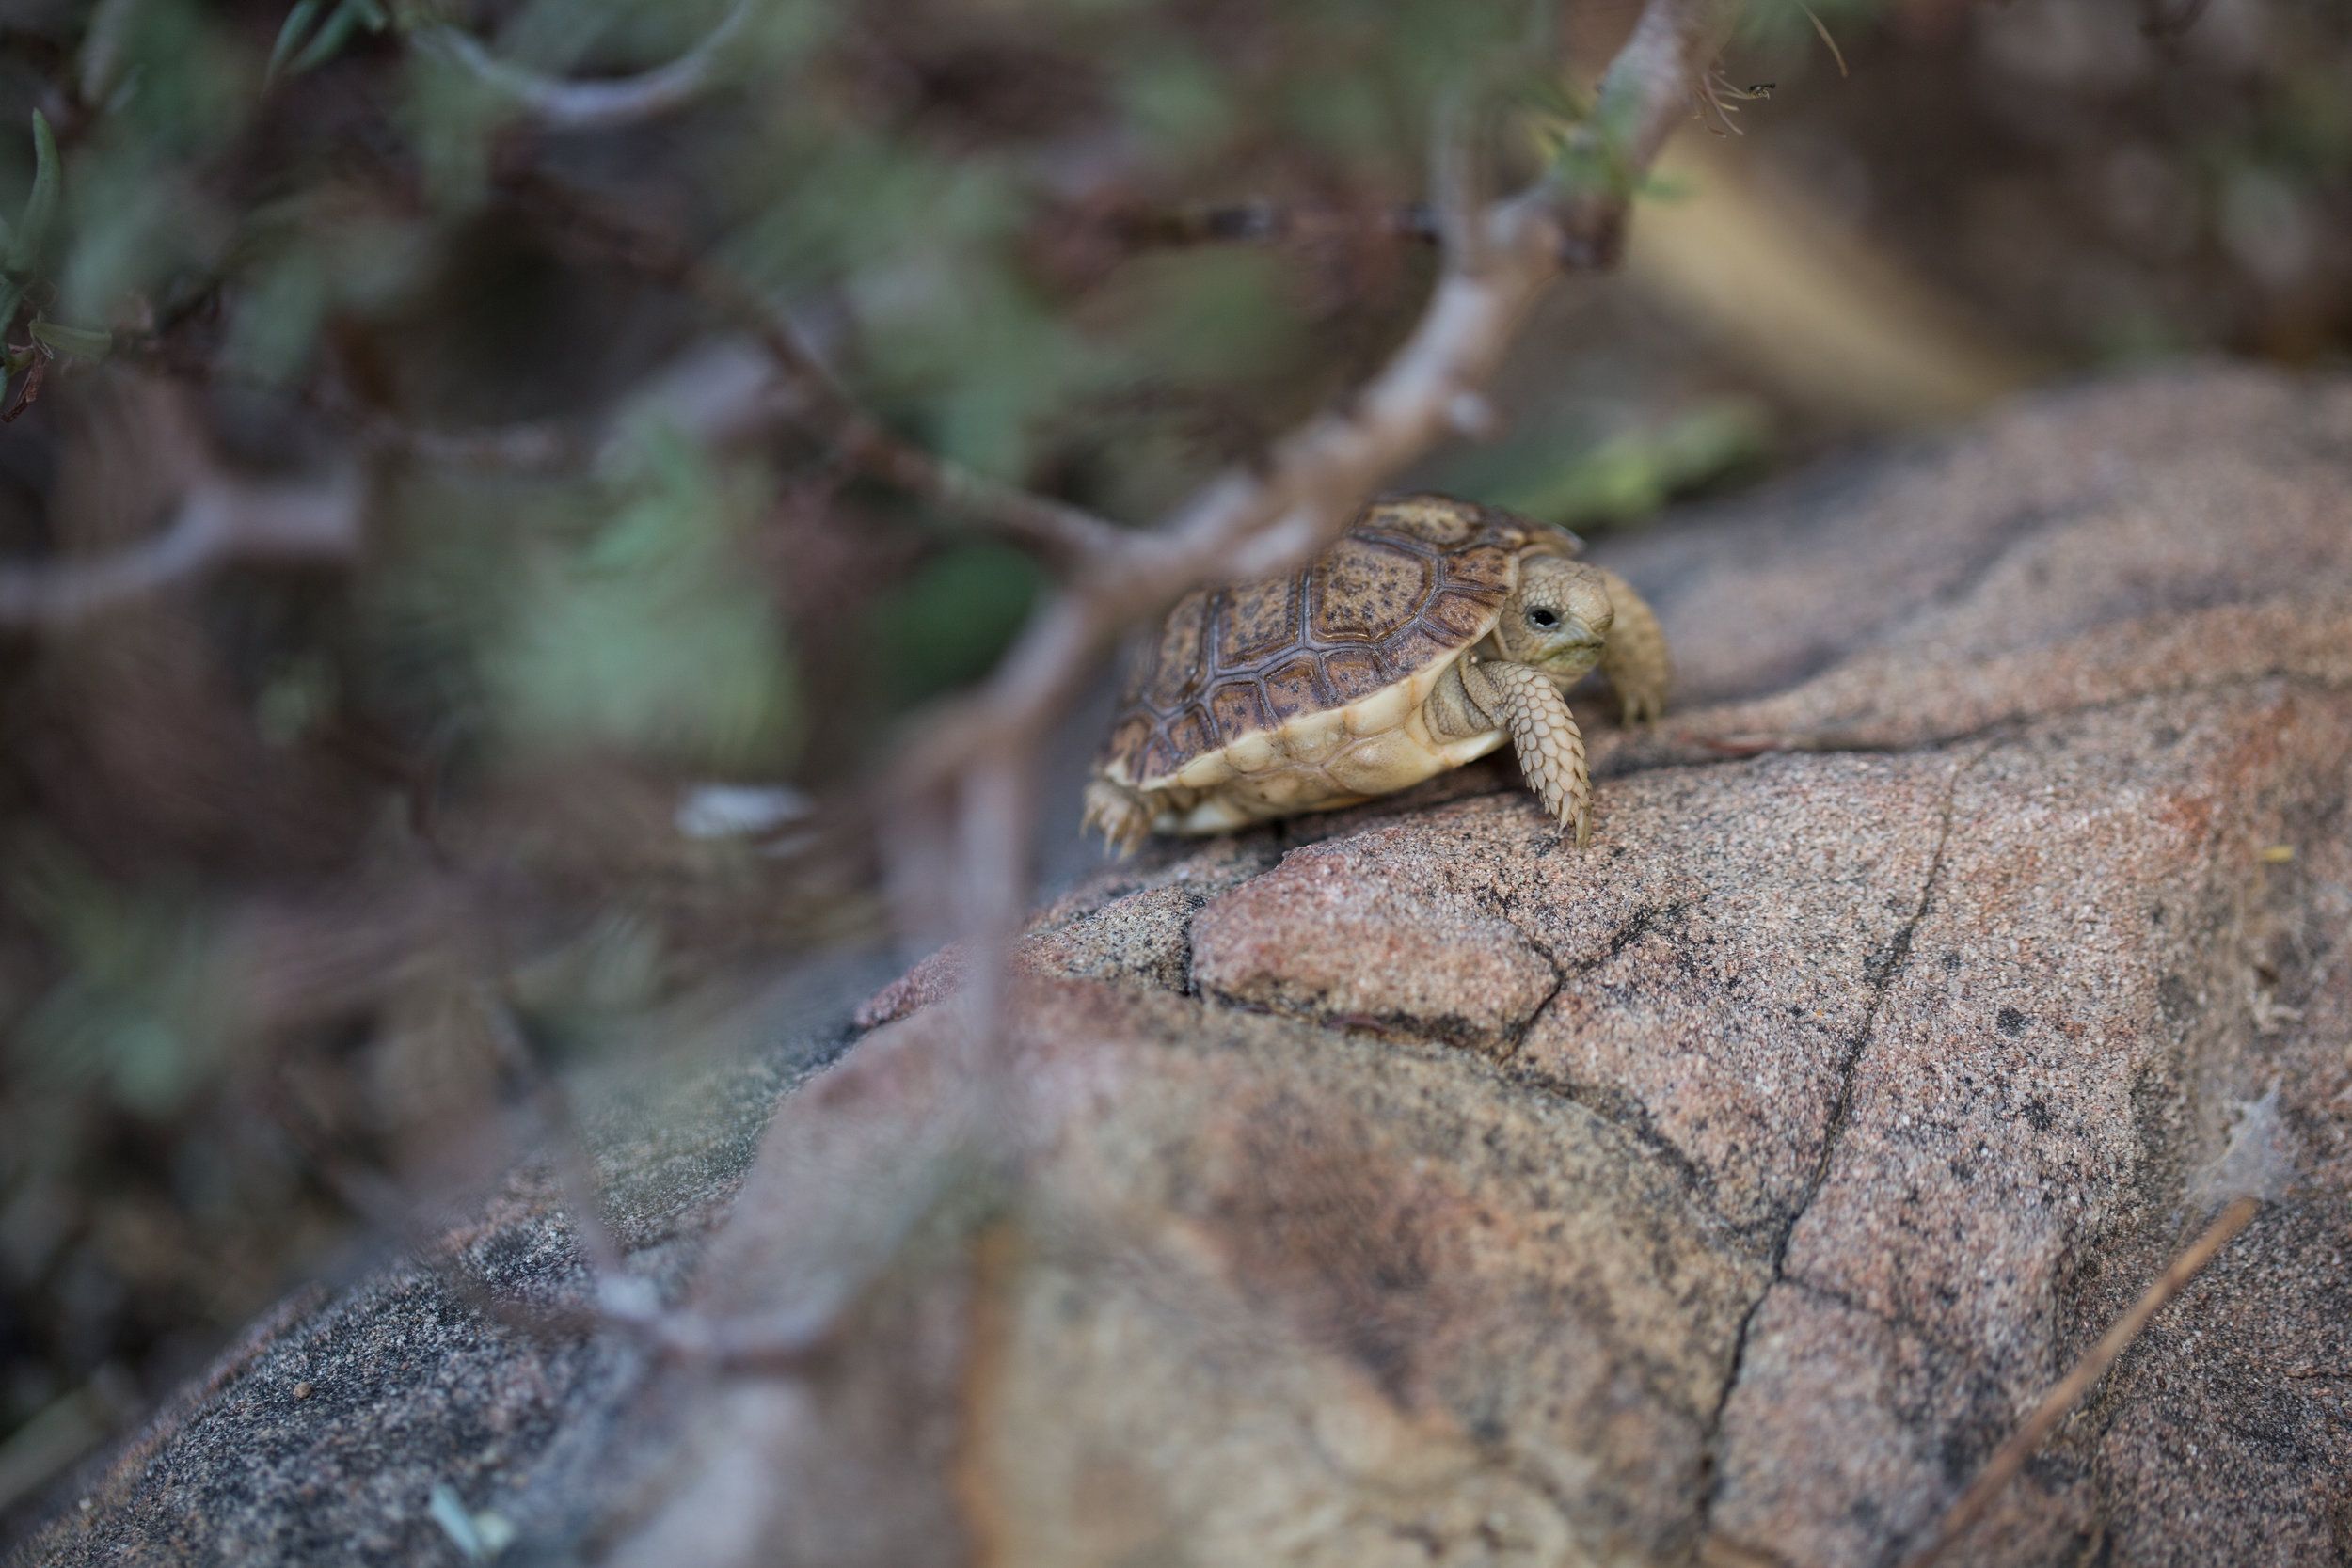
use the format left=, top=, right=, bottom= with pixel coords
left=14, top=368, right=2352, bottom=1568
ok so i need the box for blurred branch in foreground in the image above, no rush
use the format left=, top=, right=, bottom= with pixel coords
left=0, top=472, right=358, bottom=631
left=0, top=380, right=360, bottom=630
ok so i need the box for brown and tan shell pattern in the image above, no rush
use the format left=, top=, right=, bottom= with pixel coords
left=1100, top=496, right=1560, bottom=790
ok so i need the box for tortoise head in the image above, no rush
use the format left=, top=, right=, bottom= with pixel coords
left=1494, top=555, right=1613, bottom=681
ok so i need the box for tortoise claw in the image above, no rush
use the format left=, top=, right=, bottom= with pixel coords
left=1083, top=779, right=1153, bottom=859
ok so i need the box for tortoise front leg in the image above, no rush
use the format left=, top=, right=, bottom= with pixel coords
left=1592, top=565, right=1671, bottom=724
left=1464, top=660, right=1592, bottom=846
left=1082, top=777, right=1156, bottom=858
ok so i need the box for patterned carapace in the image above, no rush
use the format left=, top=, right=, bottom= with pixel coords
left=1104, top=498, right=1544, bottom=784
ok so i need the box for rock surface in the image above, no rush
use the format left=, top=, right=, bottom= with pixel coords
left=14, top=368, right=2352, bottom=1568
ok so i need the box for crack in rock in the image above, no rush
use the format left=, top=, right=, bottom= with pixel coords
left=1694, top=741, right=1987, bottom=1531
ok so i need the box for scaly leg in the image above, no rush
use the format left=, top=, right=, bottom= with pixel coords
left=1592, top=565, right=1672, bottom=723
left=1466, top=659, right=1592, bottom=846
left=1082, top=777, right=1156, bottom=857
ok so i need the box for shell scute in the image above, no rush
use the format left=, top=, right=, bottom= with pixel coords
left=1426, top=586, right=1507, bottom=642
left=1311, top=535, right=1429, bottom=641
left=1376, top=623, right=1463, bottom=681
left=1140, top=594, right=1208, bottom=708
left=1216, top=575, right=1299, bottom=664
left=1262, top=657, right=1328, bottom=722
left=1207, top=682, right=1270, bottom=740
left=1317, top=646, right=1386, bottom=699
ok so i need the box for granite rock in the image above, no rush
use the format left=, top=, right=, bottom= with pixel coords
left=15, top=369, right=2352, bottom=1568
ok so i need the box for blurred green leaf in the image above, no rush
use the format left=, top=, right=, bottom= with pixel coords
left=1117, top=47, right=1232, bottom=158
left=28, top=319, right=112, bottom=359
left=859, top=264, right=1098, bottom=481
left=58, top=141, right=232, bottom=324
left=1280, top=72, right=1391, bottom=158
left=255, top=654, right=341, bottom=747
left=227, top=247, right=328, bottom=383
left=7, top=836, right=223, bottom=1119
left=1637, top=168, right=1698, bottom=203
left=1105, top=251, right=1305, bottom=387
left=286, top=0, right=390, bottom=79
left=485, top=432, right=798, bottom=765
left=726, top=134, right=1018, bottom=293
left=8, top=112, right=62, bottom=277
left=1446, top=400, right=1773, bottom=531
left=866, top=543, right=1044, bottom=707
left=267, top=0, right=326, bottom=84
left=404, top=48, right=506, bottom=210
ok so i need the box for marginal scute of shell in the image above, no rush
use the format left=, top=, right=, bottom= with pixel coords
left=1166, top=795, right=1256, bottom=834
left=1341, top=680, right=1414, bottom=737
left=1276, top=707, right=1347, bottom=766
left=1327, top=729, right=1442, bottom=796
left=1222, top=731, right=1277, bottom=773
left=1435, top=728, right=1509, bottom=769
left=1174, top=749, right=1237, bottom=791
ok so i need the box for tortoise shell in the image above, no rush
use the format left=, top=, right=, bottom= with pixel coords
left=1099, top=495, right=1570, bottom=789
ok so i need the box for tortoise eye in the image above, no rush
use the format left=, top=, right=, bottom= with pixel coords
left=1526, top=608, right=1560, bottom=630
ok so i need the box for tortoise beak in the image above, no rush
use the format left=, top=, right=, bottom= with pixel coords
left=1558, top=625, right=1605, bottom=656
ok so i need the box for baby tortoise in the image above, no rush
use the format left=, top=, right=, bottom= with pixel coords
left=1085, top=494, right=1670, bottom=852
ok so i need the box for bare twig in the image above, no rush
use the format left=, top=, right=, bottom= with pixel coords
left=719, top=292, right=1128, bottom=567
left=1108, top=200, right=1441, bottom=250
left=507, top=176, right=1128, bottom=566
left=1895, top=1195, right=2261, bottom=1568
left=0, top=469, right=361, bottom=631
left=420, top=0, right=756, bottom=133
left=1430, top=87, right=1490, bottom=277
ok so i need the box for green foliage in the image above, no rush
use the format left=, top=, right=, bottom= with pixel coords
left=484, top=435, right=800, bottom=767
left=1442, top=400, right=1773, bottom=531
left=6, top=836, right=223, bottom=1120
left=402, top=46, right=508, bottom=210
left=2, top=112, right=116, bottom=381
left=8, top=111, right=61, bottom=276
left=1116, top=46, right=1232, bottom=160
left=866, top=543, right=1045, bottom=707
left=267, top=0, right=390, bottom=86
left=1099, top=250, right=1307, bottom=388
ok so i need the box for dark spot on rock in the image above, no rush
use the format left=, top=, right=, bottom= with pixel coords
left=1942, top=950, right=1962, bottom=972
left=1996, top=1006, right=2028, bottom=1037
left=2023, top=1097, right=2057, bottom=1133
